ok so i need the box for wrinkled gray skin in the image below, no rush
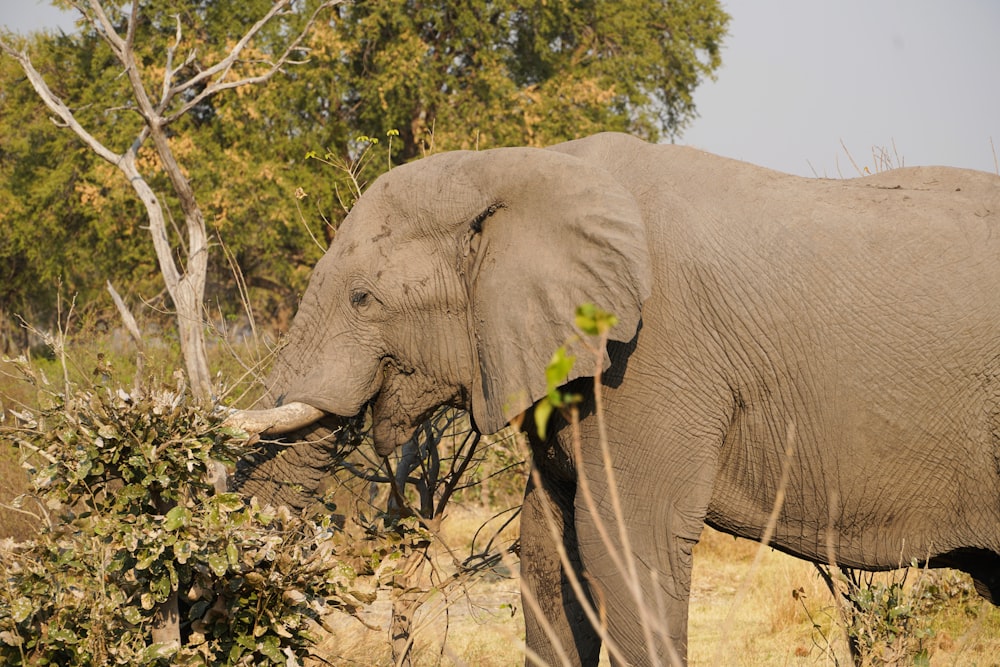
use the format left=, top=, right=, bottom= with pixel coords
left=237, top=133, right=1000, bottom=665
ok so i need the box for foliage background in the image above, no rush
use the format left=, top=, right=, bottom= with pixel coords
left=0, top=0, right=728, bottom=351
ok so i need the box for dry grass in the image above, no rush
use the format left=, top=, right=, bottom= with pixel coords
left=309, top=513, right=1000, bottom=667
left=689, top=528, right=849, bottom=666
left=0, top=357, right=40, bottom=540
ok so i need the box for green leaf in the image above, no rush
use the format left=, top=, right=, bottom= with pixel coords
left=164, top=505, right=191, bottom=531
left=141, top=642, right=178, bottom=661
left=10, top=597, right=33, bottom=623
left=544, top=346, right=576, bottom=388
left=534, top=398, right=555, bottom=440
left=122, top=606, right=143, bottom=625
left=258, top=635, right=284, bottom=662
left=46, top=628, right=79, bottom=644
left=212, top=493, right=244, bottom=513
left=150, top=573, right=172, bottom=600
left=575, top=303, right=619, bottom=336
left=175, top=539, right=193, bottom=564
left=208, top=553, right=229, bottom=577
left=217, top=426, right=250, bottom=439
left=229, top=643, right=246, bottom=663
left=136, top=548, right=161, bottom=570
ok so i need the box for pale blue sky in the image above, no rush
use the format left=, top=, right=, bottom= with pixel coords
left=683, top=0, right=1000, bottom=176
left=3, top=0, right=998, bottom=177
left=0, top=0, right=74, bottom=35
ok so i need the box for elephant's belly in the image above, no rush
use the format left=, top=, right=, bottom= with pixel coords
left=705, top=411, right=1000, bottom=571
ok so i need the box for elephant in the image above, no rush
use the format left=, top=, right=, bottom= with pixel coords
left=229, top=132, right=1000, bottom=665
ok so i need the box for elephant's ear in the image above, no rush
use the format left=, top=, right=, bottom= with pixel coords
left=460, top=148, right=652, bottom=434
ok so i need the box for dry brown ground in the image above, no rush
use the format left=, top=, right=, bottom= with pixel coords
left=311, top=508, right=1000, bottom=667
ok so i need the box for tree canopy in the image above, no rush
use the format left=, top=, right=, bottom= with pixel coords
left=328, top=0, right=728, bottom=160
left=0, top=0, right=728, bottom=347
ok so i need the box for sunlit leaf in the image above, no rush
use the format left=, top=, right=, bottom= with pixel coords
left=545, top=346, right=576, bottom=388
left=164, top=505, right=191, bottom=531
left=10, top=597, right=33, bottom=623
left=575, top=303, right=619, bottom=336
left=208, top=553, right=229, bottom=577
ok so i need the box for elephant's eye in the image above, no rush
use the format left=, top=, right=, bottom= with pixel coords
left=350, top=289, right=372, bottom=309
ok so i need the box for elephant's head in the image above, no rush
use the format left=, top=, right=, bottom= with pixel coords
left=232, top=142, right=652, bottom=454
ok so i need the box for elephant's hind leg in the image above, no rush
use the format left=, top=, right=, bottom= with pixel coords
left=521, top=471, right=602, bottom=667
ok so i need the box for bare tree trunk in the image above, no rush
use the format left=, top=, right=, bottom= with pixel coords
left=173, top=284, right=211, bottom=403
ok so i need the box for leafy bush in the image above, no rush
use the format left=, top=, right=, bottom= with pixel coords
left=809, top=563, right=990, bottom=667
left=841, top=573, right=932, bottom=666
left=0, top=361, right=393, bottom=666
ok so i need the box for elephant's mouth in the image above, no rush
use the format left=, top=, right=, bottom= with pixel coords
left=225, top=357, right=443, bottom=456
left=224, top=400, right=372, bottom=457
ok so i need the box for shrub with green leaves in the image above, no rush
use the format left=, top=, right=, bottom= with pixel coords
left=843, top=575, right=932, bottom=666
left=0, top=362, right=392, bottom=666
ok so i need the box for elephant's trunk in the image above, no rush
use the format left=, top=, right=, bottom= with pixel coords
left=224, top=401, right=326, bottom=435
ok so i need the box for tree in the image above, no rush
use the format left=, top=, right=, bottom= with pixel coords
left=0, top=1, right=728, bottom=352
left=325, top=0, right=729, bottom=161
left=1, top=0, right=341, bottom=649
left=0, top=32, right=151, bottom=351
left=0, top=0, right=340, bottom=401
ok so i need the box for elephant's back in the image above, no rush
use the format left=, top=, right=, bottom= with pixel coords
left=848, top=164, right=1000, bottom=202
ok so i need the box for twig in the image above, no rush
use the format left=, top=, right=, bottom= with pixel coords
left=840, top=139, right=864, bottom=177
left=106, top=280, right=147, bottom=395
left=162, top=1, right=343, bottom=124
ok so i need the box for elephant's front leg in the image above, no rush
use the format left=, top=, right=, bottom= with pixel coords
left=521, top=469, right=602, bottom=667
left=574, top=437, right=717, bottom=666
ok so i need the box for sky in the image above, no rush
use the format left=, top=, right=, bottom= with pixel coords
left=682, top=0, right=1000, bottom=177
left=2, top=0, right=998, bottom=178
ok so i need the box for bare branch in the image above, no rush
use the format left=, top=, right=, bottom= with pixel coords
left=164, top=0, right=293, bottom=100
left=106, top=281, right=145, bottom=353
left=124, top=0, right=140, bottom=55
left=86, top=0, right=126, bottom=57
left=161, top=14, right=182, bottom=104
left=165, top=71, right=277, bottom=122
left=162, top=0, right=340, bottom=124
left=0, top=39, right=121, bottom=165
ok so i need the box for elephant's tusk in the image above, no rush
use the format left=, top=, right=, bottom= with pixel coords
left=223, top=402, right=326, bottom=436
